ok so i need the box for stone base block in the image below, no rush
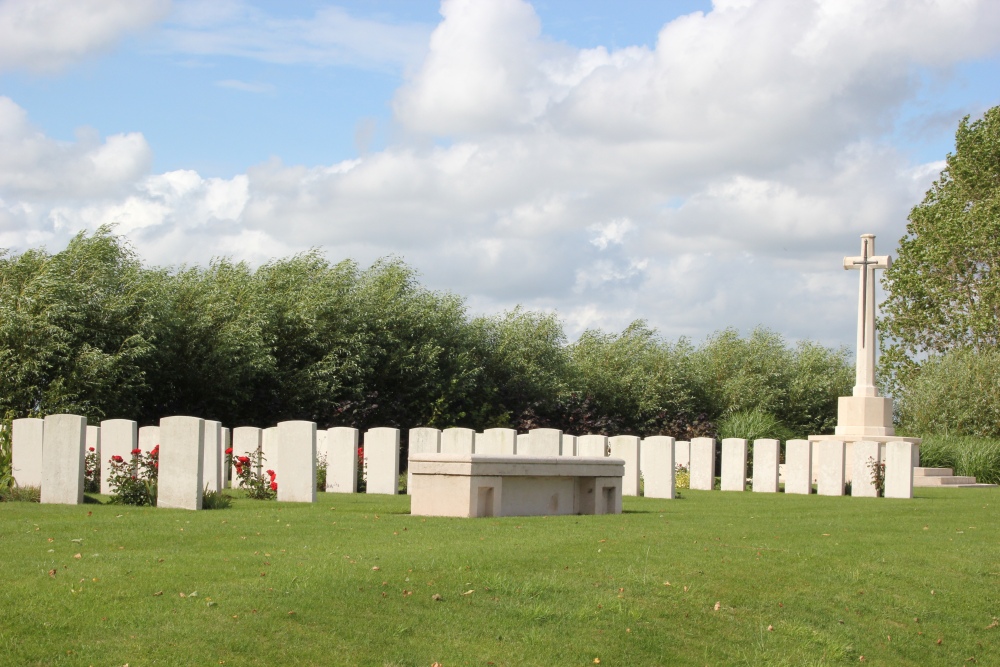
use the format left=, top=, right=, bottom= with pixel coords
left=409, top=454, right=623, bottom=517
left=834, top=396, right=894, bottom=436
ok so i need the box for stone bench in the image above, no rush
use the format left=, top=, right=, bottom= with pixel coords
left=408, top=454, right=624, bottom=518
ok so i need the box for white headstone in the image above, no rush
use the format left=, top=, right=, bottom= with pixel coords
left=689, top=437, right=716, bottom=490
left=407, top=427, right=441, bottom=494
left=85, top=426, right=101, bottom=479
left=516, top=433, right=529, bottom=454
left=231, top=426, right=262, bottom=487
left=641, top=436, right=675, bottom=499
left=202, top=420, right=222, bottom=493
left=276, top=420, right=316, bottom=503
left=262, top=426, right=278, bottom=477
left=524, top=428, right=562, bottom=456
left=851, top=440, right=881, bottom=497
left=721, top=438, right=748, bottom=491
left=157, top=416, right=205, bottom=510
left=364, top=427, right=400, bottom=495
left=40, top=414, right=86, bottom=504
left=562, top=435, right=577, bottom=456
left=221, top=427, right=231, bottom=486
left=99, top=419, right=137, bottom=495
left=12, top=417, right=44, bottom=488
left=577, top=434, right=608, bottom=457
left=885, top=441, right=915, bottom=499
left=441, top=427, right=476, bottom=454
left=784, top=439, right=812, bottom=495
left=327, top=427, right=359, bottom=493
left=476, top=428, right=516, bottom=456
left=138, top=425, right=159, bottom=453
left=817, top=440, right=846, bottom=496
left=609, top=435, right=641, bottom=496
left=316, top=429, right=329, bottom=465
left=674, top=441, right=691, bottom=470
left=751, top=439, right=780, bottom=493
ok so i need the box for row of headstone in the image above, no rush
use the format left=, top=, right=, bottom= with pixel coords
left=672, top=437, right=915, bottom=499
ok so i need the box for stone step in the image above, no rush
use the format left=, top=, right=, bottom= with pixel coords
left=914, top=475, right=979, bottom=486
left=952, top=483, right=999, bottom=488
left=914, top=467, right=953, bottom=476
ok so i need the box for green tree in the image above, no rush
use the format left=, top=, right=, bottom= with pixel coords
left=880, top=106, right=1000, bottom=392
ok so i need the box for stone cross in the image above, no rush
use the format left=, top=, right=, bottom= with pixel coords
left=842, top=234, right=890, bottom=398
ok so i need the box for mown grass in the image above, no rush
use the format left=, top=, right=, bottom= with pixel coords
left=1, top=488, right=998, bottom=666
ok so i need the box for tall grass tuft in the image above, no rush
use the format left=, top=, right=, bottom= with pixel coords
left=717, top=408, right=795, bottom=442
left=919, top=435, right=1000, bottom=485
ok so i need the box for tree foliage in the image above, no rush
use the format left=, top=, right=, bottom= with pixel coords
left=0, top=227, right=853, bottom=443
left=881, top=106, right=1000, bottom=392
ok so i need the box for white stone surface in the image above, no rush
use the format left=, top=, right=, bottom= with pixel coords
left=409, top=454, right=624, bottom=517
left=41, top=414, right=86, bottom=504
left=262, top=427, right=278, bottom=477
left=138, top=425, right=159, bottom=453
left=609, top=435, right=641, bottom=496
left=817, top=440, right=846, bottom=496
left=99, top=419, right=137, bottom=495
left=221, top=427, right=231, bottom=486
left=364, top=427, right=399, bottom=495
left=562, top=435, right=577, bottom=456
left=721, top=438, right=748, bottom=491
left=476, top=428, right=516, bottom=456
left=641, top=436, right=675, bottom=499
left=202, top=420, right=222, bottom=493
left=784, top=439, right=813, bottom=495
left=12, top=417, right=44, bottom=488
left=674, top=441, right=690, bottom=469
left=524, top=428, right=562, bottom=456
left=577, top=435, right=608, bottom=458
left=276, top=420, right=317, bottom=503
left=407, top=427, right=441, bottom=494
left=327, top=427, right=359, bottom=493
left=231, top=426, right=262, bottom=487
left=157, top=416, right=205, bottom=510
left=441, top=427, right=476, bottom=455
left=86, top=426, right=101, bottom=478
left=751, top=439, right=780, bottom=493
left=885, top=441, right=915, bottom=499
left=516, top=433, right=529, bottom=454
left=689, top=437, right=716, bottom=490
left=851, top=440, right=881, bottom=497
left=316, top=429, right=328, bottom=464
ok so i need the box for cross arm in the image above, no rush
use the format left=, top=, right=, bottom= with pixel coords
left=843, top=255, right=891, bottom=270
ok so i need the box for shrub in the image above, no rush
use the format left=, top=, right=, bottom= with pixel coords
left=716, top=409, right=794, bottom=442
left=898, top=349, right=1000, bottom=437
left=0, top=483, right=40, bottom=502
left=919, top=435, right=1000, bottom=485
left=202, top=488, right=233, bottom=509
left=675, top=465, right=690, bottom=490
left=316, top=453, right=327, bottom=492
left=84, top=446, right=100, bottom=493
left=107, top=446, right=158, bottom=506
left=226, top=447, right=276, bottom=500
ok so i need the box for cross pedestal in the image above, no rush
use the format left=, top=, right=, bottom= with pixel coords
left=809, top=234, right=919, bottom=481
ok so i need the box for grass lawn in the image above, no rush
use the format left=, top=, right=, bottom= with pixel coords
left=1, top=488, right=998, bottom=666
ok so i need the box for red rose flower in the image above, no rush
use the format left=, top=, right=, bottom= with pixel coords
left=88, top=447, right=95, bottom=452
left=112, top=455, right=124, bottom=463
left=238, top=456, right=250, bottom=464
left=225, top=447, right=233, bottom=455
left=131, top=448, right=141, bottom=455
left=270, top=482, right=278, bottom=491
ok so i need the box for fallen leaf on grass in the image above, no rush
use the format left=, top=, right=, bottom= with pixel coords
left=179, top=592, right=186, bottom=598
left=47, top=538, right=53, bottom=543
left=48, top=569, right=56, bottom=578
left=714, top=602, right=721, bottom=611
left=767, top=625, right=773, bottom=631
left=461, top=590, right=475, bottom=596
left=372, top=566, right=380, bottom=571
left=663, top=581, right=671, bottom=586
left=937, top=638, right=943, bottom=645
left=986, top=619, right=999, bottom=630
left=73, top=553, right=82, bottom=560
left=593, top=659, right=600, bottom=664
left=288, top=611, right=295, bottom=616
left=153, top=591, right=163, bottom=596
left=431, top=594, right=443, bottom=601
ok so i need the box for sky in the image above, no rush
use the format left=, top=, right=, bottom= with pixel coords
left=1, top=0, right=999, bottom=353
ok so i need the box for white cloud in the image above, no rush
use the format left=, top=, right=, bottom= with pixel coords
left=162, top=0, right=431, bottom=71
left=216, top=79, right=275, bottom=94
left=2, top=0, right=1000, bottom=348
left=0, top=0, right=168, bottom=72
